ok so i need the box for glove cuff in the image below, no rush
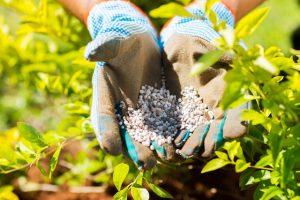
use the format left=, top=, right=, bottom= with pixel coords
left=86, top=1, right=157, bottom=40
left=84, top=0, right=130, bottom=25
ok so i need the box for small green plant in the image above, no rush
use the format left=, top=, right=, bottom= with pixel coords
left=113, top=163, right=173, bottom=200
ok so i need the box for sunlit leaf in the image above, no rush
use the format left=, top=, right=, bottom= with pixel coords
left=205, top=0, right=219, bottom=12
left=215, top=151, right=229, bottom=161
left=148, top=183, right=173, bottom=198
left=241, top=110, right=266, bottom=125
left=49, top=146, right=61, bottom=179
left=114, top=186, right=129, bottom=200
left=260, top=186, right=283, bottom=200
left=223, top=141, right=244, bottom=161
left=113, top=163, right=129, bottom=191
left=235, top=159, right=250, bottom=173
left=255, top=154, right=272, bottom=168
left=254, top=56, right=279, bottom=75
left=240, top=170, right=271, bottom=187
left=149, top=2, right=193, bottom=19
left=36, top=160, right=47, bottom=177
left=131, top=186, right=149, bottom=200
left=0, top=185, right=19, bottom=200
left=201, top=158, right=230, bottom=173
left=235, top=7, right=270, bottom=38
left=17, top=122, right=46, bottom=148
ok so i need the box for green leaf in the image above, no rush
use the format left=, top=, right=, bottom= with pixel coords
left=148, top=183, right=173, bottom=198
left=219, top=81, right=244, bottom=110
left=215, top=151, right=229, bottom=161
left=205, top=0, right=219, bottom=12
left=280, top=150, right=297, bottom=188
left=114, top=186, right=129, bottom=200
left=255, top=154, right=272, bottom=168
left=149, top=2, right=193, bottom=19
left=235, top=7, right=270, bottom=38
left=113, top=163, right=130, bottom=191
left=235, top=159, right=250, bottom=173
left=201, top=158, right=230, bottom=173
left=135, top=172, right=143, bottom=185
left=36, top=160, right=47, bottom=177
left=241, top=110, right=266, bottom=125
left=254, top=56, right=279, bottom=75
left=131, top=186, right=149, bottom=200
left=191, top=50, right=223, bottom=75
left=223, top=141, right=241, bottom=161
left=269, top=125, right=283, bottom=163
left=240, top=170, right=271, bottom=187
left=143, top=170, right=153, bottom=182
left=260, top=186, right=283, bottom=200
left=49, top=146, right=61, bottom=179
left=17, top=122, right=46, bottom=147
left=208, top=11, right=218, bottom=27
left=0, top=185, right=19, bottom=200
left=236, top=143, right=246, bottom=161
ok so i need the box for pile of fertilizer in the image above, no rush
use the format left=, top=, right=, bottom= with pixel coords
left=116, top=85, right=214, bottom=150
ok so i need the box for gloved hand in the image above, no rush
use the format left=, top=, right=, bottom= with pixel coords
left=161, top=0, right=250, bottom=158
left=86, top=0, right=179, bottom=169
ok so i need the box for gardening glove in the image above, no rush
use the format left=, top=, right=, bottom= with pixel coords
left=86, top=1, right=179, bottom=169
left=161, top=0, right=251, bottom=158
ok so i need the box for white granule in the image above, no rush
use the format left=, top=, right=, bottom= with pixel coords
left=116, top=85, right=214, bottom=149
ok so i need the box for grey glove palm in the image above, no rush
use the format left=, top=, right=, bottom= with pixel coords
left=87, top=1, right=179, bottom=169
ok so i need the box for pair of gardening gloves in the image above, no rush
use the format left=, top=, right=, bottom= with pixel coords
left=86, top=0, right=250, bottom=169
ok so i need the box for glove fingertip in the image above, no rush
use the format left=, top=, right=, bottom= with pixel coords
left=93, top=114, right=123, bottom=156
left=85, top=38, right=120, bottom=62
left=174, top=130, right=191, bottom=147
left=99, top=135, right=123, bottom=156
left=152, top=141, right=167, bottom=158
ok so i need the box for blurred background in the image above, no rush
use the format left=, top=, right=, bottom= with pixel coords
left=0, top=0, right=299, bottom=199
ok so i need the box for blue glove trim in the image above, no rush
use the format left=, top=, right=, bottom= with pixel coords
left=179, top=124, right=210, bottom=157
left=115, top=103, right=142, bottom=167
left=193, top=124, right=210, bottom=154
left=176, top=130, right=192, bottom=147
left=151, top=141, right=167, bottom=158
left=182, top=130, right=192, bottom=142
left=120, top=124, right=142, bottom=167
left=216, top=112, right=227, bottom=148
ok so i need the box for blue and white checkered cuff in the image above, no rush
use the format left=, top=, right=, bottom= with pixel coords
left=86, top=1, right=158, bottom=42
left=160, top=17, right=220, bottom=46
